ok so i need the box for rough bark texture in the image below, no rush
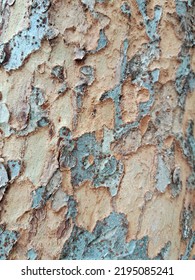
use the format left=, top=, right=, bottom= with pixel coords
left=0, top=0, right=194, bottom=260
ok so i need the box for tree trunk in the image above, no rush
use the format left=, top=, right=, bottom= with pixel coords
left=0, top=0, right=194, bottom=260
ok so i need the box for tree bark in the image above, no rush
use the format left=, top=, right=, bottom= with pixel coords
left=0, top=0, right=194, bottom=260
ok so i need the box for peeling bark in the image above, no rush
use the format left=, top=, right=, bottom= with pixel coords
left=0, top=0, right=194, bottom=260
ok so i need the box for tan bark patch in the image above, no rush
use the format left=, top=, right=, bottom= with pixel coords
left=1, top=179, right=33, bottom=229
left=23, top=129, right=51, bottom=186
left=116, top=146, right=157, bottom=240
left=75, top=181, right=112, bottom=232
